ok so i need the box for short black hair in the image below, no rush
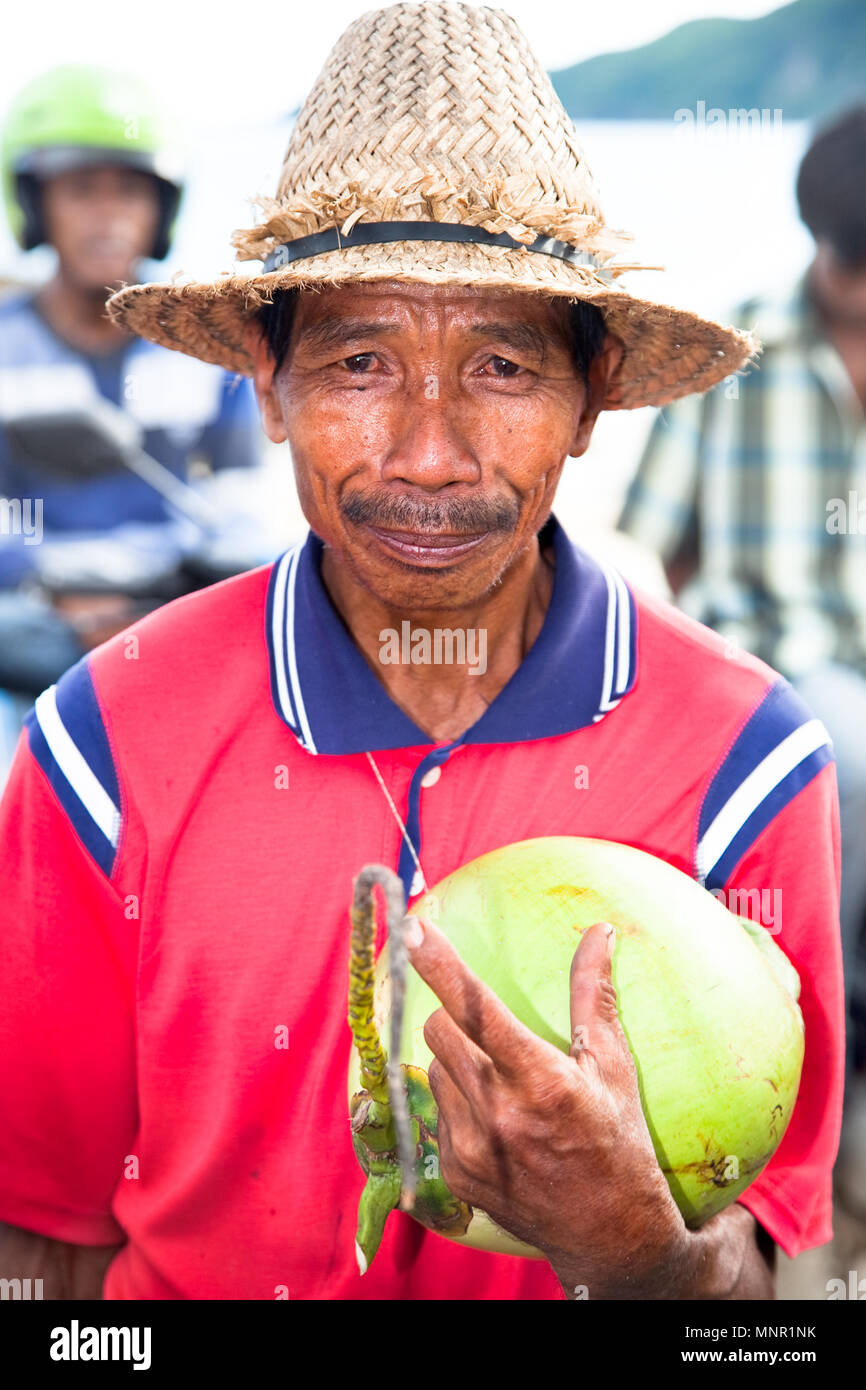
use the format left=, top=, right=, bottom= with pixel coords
left=256, top=287, right=607, bottom=381
left=797, top=104, right=866, bottom=268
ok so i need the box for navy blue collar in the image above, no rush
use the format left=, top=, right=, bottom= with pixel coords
left=265, top=515, right=637, bottom=755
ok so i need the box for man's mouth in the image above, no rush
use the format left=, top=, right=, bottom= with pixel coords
left=363, top=524, right=490, bottom=566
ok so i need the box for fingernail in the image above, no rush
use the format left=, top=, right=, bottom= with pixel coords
left=404, top=915, right=425, bottom=950
left=605, top=923, right=616, bottom=952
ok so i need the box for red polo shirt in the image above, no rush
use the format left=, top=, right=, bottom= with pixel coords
left=0, top=516, right=844, bottom=1298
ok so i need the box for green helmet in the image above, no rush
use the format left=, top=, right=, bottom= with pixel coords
left=2, top=64, right=183, bottom=259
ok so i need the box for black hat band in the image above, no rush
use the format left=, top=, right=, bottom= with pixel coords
left=262, top=220, right=613, bottom=280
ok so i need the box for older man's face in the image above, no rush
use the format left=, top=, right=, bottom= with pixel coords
left=252, top=280, right=616, bottom=611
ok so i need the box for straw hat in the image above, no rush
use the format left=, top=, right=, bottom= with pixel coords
left=106, top=1, right=758, bottom=409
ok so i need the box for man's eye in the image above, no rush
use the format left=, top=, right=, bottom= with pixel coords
left=344, top=353, right=376, bottom=372
left=485, top=356, right=522, bottom=377
left=69, top=175, right=97, bottom=196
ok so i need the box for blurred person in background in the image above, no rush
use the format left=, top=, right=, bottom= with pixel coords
left=617, top=104, right=866, bottom=1217
left=0, top=65, right=263, bottom=770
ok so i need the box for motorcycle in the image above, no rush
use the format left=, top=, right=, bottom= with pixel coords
left=0, top=395, right=284, bottom=777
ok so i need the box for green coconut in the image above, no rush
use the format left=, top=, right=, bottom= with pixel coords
left=347, top=837, right=804, bottom=1272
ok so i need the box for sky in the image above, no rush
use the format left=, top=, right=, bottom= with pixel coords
left=0, top=0, right=785, bottom=135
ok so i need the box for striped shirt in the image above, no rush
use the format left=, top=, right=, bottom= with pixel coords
left=618, top=275, right=866, bottom=681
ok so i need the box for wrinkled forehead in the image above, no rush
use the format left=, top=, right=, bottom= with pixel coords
left=290, top=278, right=574, bottom=332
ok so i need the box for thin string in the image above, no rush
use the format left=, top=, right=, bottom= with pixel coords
left=365, top=751, right=428, bottom=894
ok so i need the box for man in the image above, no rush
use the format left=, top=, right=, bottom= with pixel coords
left=0, top=3, right=844, bottom=1300
left=618, top=104, right=866, bottom=1213
left=0, top=65, right=262, bottom=718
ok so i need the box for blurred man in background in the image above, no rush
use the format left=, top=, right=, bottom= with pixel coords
left=618, top=104, right=866, bottom=1216
left=0, top=65, right=263, bottom=769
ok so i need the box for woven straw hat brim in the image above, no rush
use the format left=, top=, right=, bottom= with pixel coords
left=107, top=241, right=758, bottom=411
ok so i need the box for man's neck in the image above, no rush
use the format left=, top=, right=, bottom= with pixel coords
left=35, top=271, right=131, bottom=357
left=320, top=532, right=556, bottom=743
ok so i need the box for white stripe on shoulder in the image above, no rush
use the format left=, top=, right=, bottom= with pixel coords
left=34, top=686, right=121, bottom=846
left=696, top=717, right=832, bottom=883
left=612, top=568, right=631, bottom=697
left=596, top=562, right=618, bottom=716
left=285, top=544, right=317, bottom=755
left=271, top=548, right=297, bottom=729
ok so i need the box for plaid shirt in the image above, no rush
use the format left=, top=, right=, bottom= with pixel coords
left=618, top=275, right=866, bottom=680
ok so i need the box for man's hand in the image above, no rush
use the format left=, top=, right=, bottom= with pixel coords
left=405, top=915, right=775, bottom=1300
left=0, top=1222, right=124, bottom=1299
left=52, top=592, right=141, bottom=650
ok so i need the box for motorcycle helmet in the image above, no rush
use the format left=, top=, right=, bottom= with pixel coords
left=2, top=64, right=183, bottom=259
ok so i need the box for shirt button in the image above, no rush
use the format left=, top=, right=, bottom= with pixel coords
left=420, top=765, right=442, bottom=788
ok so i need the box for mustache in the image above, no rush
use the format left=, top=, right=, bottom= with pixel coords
left=341, top=490, right=519, bottom=534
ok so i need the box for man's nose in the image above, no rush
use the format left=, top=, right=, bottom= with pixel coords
left=98, top=197, right=139, bottom=227
left=381, top=381, right=481, bottom=490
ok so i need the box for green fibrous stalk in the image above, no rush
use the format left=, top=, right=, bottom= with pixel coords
left=347, top=866, right=472, bottom=1274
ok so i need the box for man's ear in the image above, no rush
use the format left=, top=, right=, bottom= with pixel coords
left=244, top=320, right=288, bottom=445
left=569, top=332, right=625, bottom=458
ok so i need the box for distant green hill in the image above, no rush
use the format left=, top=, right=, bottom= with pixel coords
left=551, top=0, right=866, bottom=123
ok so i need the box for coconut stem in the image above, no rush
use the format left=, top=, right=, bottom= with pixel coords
left=348, top=865, right=417, bottom=1212
left=355, top=1171, right=403, bottom=1276
left=348, top=871, right=390, bottom=1100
